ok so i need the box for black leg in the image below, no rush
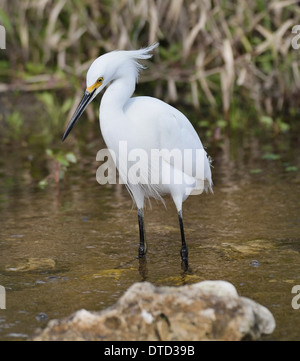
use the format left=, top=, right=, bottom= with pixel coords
left=178, top=210, right=188, bottom=268
left=138, top=208, right=147, bottom=258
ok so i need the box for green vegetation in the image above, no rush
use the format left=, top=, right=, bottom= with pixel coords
left=0, top=0, right=299, bottom=187
left=5, top=110, right=24, bottom=141
left=0, top=0, right=299, bottom=129
left=38, top=149, right=77, bottom=189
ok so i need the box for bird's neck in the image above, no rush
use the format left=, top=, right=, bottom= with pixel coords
left=100, top=76, right=135, bottom=117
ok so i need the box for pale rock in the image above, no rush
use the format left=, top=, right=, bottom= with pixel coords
left=33, top=280, right=275, bottom=341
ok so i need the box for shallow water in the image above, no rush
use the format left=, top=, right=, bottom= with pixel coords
left=0, top=108, right=300, bottom=340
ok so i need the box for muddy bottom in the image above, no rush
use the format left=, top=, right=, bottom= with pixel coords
left=0, top=129, right=300, bottom=341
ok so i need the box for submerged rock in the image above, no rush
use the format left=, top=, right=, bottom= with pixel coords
left=5, top=258, right=56, bottom=272
left=33, top=281, right=275, bottom=341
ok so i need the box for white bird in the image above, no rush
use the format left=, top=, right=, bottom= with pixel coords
left=62, top=43, right=212, bottom=268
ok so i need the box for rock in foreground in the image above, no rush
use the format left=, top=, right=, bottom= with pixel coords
left=33, top=281, right=275, bottom=341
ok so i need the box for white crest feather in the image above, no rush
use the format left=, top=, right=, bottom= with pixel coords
left=119, top=43, right=159, bottom=82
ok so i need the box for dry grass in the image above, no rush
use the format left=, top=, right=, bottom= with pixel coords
left=0, top=0, right=300, bottom=117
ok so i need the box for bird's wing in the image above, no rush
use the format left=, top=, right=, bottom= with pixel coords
left=156, top=104, right=211, bottom=183
left=124, top=96, right=212, bottom=188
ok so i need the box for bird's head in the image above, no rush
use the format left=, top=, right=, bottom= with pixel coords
left=61, top=55, right=109, bottom=142
left=62, top=43, right=159, bottom=142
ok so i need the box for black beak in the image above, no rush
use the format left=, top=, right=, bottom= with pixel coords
left=62, top=89, right=96, bottom=142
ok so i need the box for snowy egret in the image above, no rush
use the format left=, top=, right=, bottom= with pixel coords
left=62, top=43, right=212, bottom=268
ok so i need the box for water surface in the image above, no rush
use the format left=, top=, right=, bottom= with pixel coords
left=0, top=103, right=300, bottom=341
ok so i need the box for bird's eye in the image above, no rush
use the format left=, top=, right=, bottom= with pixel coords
left=97, top=77, right=103, bottom=84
